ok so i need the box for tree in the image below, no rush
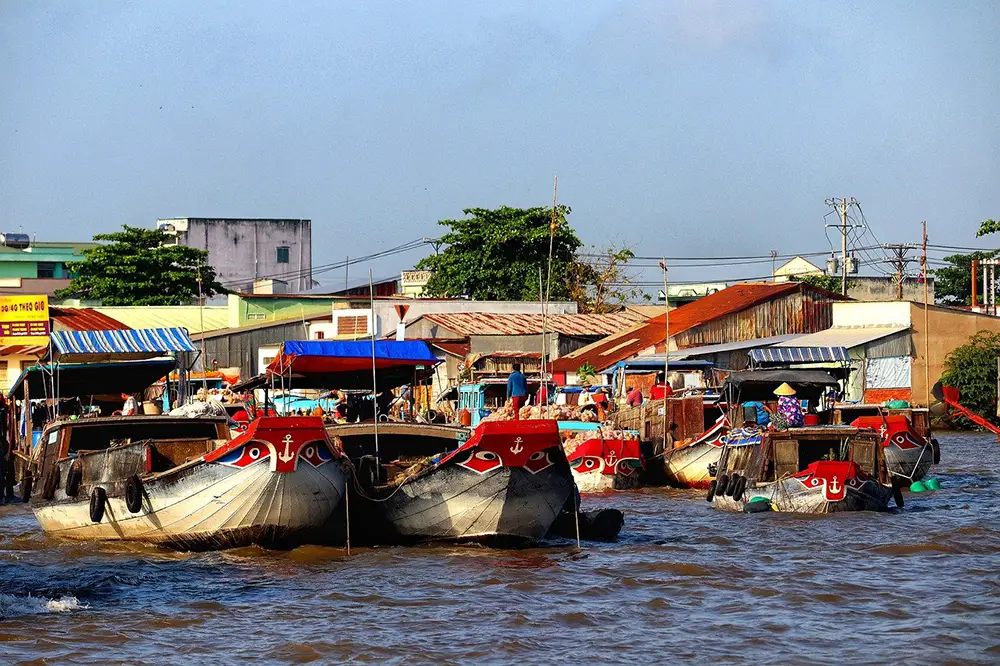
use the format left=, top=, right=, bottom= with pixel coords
left=789, top=274, right=848, bottom=293
left=939, top=331, right=1000, bottom=429
left=416, top=206, right=581, bottom=300
left=566, top=245, right=645, bottom=314
left=931, top=250, right=998, bottom=305
left=56, top=225, right=226, bottom=306
left=977, top=219, right=1000, bottom=237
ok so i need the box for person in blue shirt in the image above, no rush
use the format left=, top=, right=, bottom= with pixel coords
left=506, top=363, right=529, bottom=420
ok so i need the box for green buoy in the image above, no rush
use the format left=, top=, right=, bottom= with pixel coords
left=910, top=480, right=927, bottom=493
left=748, top=496, right=769, bottom=503
left=925, top=478, right=941, bottom=491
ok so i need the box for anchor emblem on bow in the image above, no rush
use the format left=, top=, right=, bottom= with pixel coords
left=510, top=437, right=524, bottom=454
left=606, top=449, right=617, bottom=465
left=828, top=475, right=842, bottom=494
left=277, top=434, right=296, bottom=463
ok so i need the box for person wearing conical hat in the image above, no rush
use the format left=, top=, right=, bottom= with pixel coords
left=774, top=383, right=804, bottom=427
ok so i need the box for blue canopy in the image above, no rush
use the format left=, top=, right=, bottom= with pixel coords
left=749, top=346, right=850, bottom=365
left=602, top=358, right=714, bottom=374
left=234, top=339, right=441, bottom=391
left=724, top=428, right=763, bottom=447
left=51, top=328, right=196, bottom=362
left=8, top=359, right=175, bottom=400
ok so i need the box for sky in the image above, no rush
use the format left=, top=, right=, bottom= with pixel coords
left=2, top=1, right=999, bottom=291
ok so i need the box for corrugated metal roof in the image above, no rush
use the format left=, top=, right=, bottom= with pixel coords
left=50, top=307, right=130, bottom=331
left=419, top=311, right=646, bottom=337
left=636, top=334, right=806, bottom=364
left=551, top=283, right=834, bottom=373
left=430, top=341, right=471, bottom=358
left=91, top=306, right=230, bottom=334
left=774, top=326, right=909, bottom=349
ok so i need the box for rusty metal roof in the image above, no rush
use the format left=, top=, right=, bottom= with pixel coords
left=429, top=341, right=471, bottom=358
left=551, top=282, right=834, bottom=373
left=418, top=311, right=646, bottom=337
left=50, top=307, right=130, bottom=331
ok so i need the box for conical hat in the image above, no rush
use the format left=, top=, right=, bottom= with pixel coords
left=773, top=382, right=797, bottom=396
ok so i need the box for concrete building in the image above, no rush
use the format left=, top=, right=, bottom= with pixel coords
left=0, top=241, right=97, bottom=296
left=846, top=276, right=935, bottom=303
left=157, top=218, right=313, bottom=293
left=773, top=256, right=825, bottom=281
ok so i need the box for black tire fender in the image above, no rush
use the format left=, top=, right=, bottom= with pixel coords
left=89, top=487, right=107, bottom=523
left=733, top=476, right=748, bottom=502
left=716, top=474, right=729, bottom=499
left=931, top=438, right=941, bottom=465
left=125, top=475, right=144, bottom=514
left=705, top=480, right=717, bottom=502
left=891, top=480, right=904, bottom=508
left=725, top=474, right=741, bottom=497
left=65, top=461, right=83, bottom=497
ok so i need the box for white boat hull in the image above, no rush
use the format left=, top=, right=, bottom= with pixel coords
left=663, top=441, right=722, bottom=489
left=713, top=475, right=893, bottom=513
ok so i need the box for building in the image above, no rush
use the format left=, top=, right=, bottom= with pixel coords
left=0, top=241, right=97, bottom=296
left=401, top=270, right=433, bottom=297
left=551, top=281, right=843, bottom=383
left=665, top=282, right=727, bottom=306
left=157, top=218, right=313, bottom=293
left=767, top=300, right=1000, bottom=407
left=773, top=256, right=825, bottom=282
left=847, top=276, right=935, bottom=303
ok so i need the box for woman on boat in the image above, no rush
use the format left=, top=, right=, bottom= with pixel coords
left=772, top=383, right=804, bottom=428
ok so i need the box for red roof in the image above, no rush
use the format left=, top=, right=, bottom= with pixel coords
left=416, top=311, right=645, bottom=337
left=551, top=282, right=824, bottom=373
left=50, top=307, right=130, bottom=331
left=430, top=341, right=471, bottom=358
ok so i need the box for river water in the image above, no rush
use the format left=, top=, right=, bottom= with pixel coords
left=1, top=432, right=998, bottom=665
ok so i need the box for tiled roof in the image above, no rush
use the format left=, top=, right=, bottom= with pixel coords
left=50, top=307, right=130, bottom=331
left=417, top=311, right=646, bottom=337
left=551, top=283, right=820, bottom=373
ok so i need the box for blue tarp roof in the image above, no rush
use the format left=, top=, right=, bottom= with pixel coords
left=51, top=328, right=196, bottom=362
left=602, top=358, right=714, bottom=374
left=8, top=359, right=175, bottom=400
left=277, top=340, right=439, bottom=364
left=749, top=346, right=850, bottom=365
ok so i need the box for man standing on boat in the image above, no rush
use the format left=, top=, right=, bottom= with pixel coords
left=507, top=363, right=528, bottom=420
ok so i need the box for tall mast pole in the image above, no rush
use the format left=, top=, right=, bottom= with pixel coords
left=841, top=197, right=849, bottom=296
left=369, top=269, right=380, bottom=459
left=922, top=222, right=930, bottom=408
left=660, top=258, right=669, bottom=445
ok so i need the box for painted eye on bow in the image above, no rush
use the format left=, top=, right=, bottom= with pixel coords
left=529, top=451, right=546, bottom=461
left=476, top=451, right=498, bottom=461
left=215, top=442, right=270, bottom=468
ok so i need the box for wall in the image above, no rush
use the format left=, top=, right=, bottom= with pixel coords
left=848, top=276, right=935, bottom=303
left=160, top=219, right=313, bottom=293
left=832, top=301, right=912, bottom=328
left=193, top=319, right=313, bottom=379
left=674, top=290, right=837, bottom=349
left=0, top=278, right=73, bottom=296
left=909, top=303, right=1000, bottom=407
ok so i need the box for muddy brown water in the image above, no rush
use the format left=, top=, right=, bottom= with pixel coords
left=1, top=432, right=998, bottom=665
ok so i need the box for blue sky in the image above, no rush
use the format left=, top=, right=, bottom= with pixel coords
left=2, top=1, right=998, bottom=289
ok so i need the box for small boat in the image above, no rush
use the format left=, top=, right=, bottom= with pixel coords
left=565, top=432, right=644, bottom=492
left=27, top=414, right=347, bottom=549
left=661, top=414, right=727, bottom=489
left=709, top=426, right=895, bottom=513
left=845, top=414, right=936, bottom=483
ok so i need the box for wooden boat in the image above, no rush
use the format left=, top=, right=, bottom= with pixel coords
left=25, top=415, right=347, bottom=549
left=237, top=339, right=577, bottom=546
left=709, top=426, right=895, bottom=513
left=337, top=419, right=574, bottom=546
left=661, top=414, right=727, bottom=489
left=565, top=433, right=644, bottom=492
left=834, top=405, right=938, bottom=482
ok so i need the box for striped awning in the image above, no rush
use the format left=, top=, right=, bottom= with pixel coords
left=749, top=346, right=850, bottom=365
left=51, top=327, right=196, bottom=362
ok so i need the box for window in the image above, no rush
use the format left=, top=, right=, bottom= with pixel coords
left=246, top=313, right=267, bottom=321
left=336, top=315, right=368, bottom=337
left=315, top=331, right=325, bottom=340
left=276, top=246, right=290, bottom=264
left=37, top=262, right=57, bottom=279
left=0, top=361, right=7, bottom=384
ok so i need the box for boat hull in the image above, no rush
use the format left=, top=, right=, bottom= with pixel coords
left=663, top=441, right=722, bottom=489
left=884, top=441, right=933, bottom=482
left=713, top=476, right=893, bottom=513
left=33, top=459, right=346, bottom=550
left=572, top=469, right=640, bottom=493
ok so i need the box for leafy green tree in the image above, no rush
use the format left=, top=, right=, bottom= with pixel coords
left=931, top=251, right=998, bottom=305
left=789, top=274, right=848, bottom=293
left=56, top=225, right=226, bottom=306
left=416, top=206, right=581, bottom=300
left=977, top=219, right=1000, bottom=236
left=939, top=331, right=1000, bottom=428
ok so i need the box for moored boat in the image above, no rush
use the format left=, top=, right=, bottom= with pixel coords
left=565, top=432, right=644, bottom=492
left=661, top=414, right=727, bottom=489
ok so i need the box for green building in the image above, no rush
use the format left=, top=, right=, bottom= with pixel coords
left=0, top=241, right=97, bottom=295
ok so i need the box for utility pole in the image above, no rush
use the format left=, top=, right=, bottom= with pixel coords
left=883, top=244, right=917, bottom=299
left=824, top=197, right=864, bottom=296
left=770, top=250, right=778, bottom=281
left=922, top=222, right=930, bottom=408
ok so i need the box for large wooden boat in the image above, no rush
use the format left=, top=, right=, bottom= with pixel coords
left=709, top=426, right=894, bottom=513
left=834, top=406, right=938, bottom=482
left=661, top=414, right=727, bottom=489
left=335, top=419, right=574, bottom=546
left=564, top=432, right=644, bottom=492
left=25, top=415, right=347, bottom=549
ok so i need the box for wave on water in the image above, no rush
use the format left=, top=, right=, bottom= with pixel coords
left=0, top=593, right=88, bottom=618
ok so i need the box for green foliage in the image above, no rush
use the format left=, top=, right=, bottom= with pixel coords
left=976, top=219, right=1000, bottom=237
left=931, top=251, right=998, bottom=305
left=566, top=245, right=642, bottom=313
left=939, top=331, right=1000, bottom=429
left=789, top=274, right=848, bottom=293
left=576, top=362, right=597, bottom=385
left=56, top=225, right=227, bottom=306
left=415, top=206, right=581, bottom=300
